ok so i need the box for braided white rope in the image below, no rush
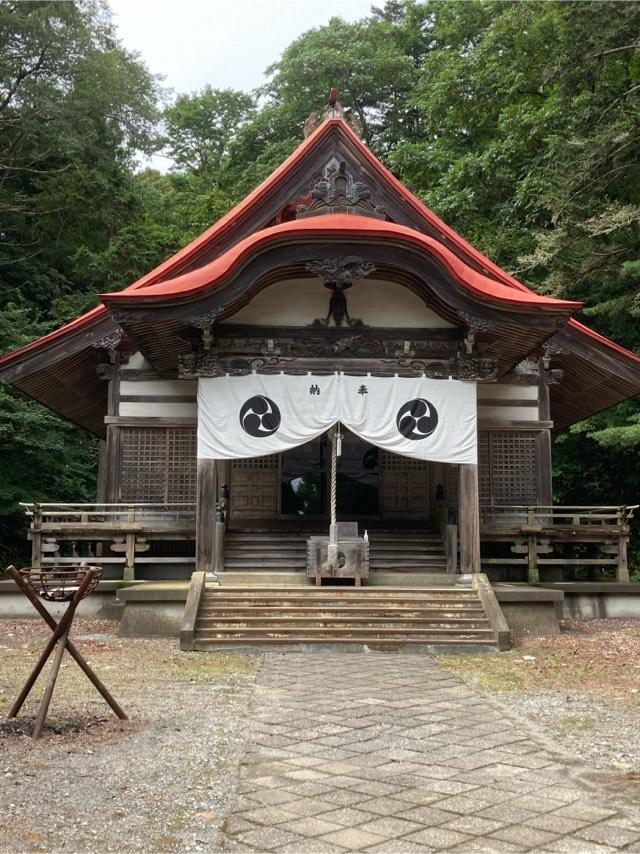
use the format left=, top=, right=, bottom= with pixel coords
left=327, top=424, right=340, bottom=568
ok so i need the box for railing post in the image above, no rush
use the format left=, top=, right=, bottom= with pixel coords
left=123, top=505, right=136, bottom=581
left=446, top=524, right=458, bottom=574
left=526, top=506, right=539, bottom=584
left=32, top=503, right=42, bottom=569
left=617, top=535, right=630, bottom=584
left=214, top=521, right=225, bottom=573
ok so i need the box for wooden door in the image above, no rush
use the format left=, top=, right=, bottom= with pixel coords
left=230, top=455, right=280, bottom=519
left=380, top=451, right=431, bottom=518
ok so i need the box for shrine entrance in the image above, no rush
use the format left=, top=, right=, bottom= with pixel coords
left=281, top=433, right=379, bottom=518
left=228, top=432, right=434, bottom=527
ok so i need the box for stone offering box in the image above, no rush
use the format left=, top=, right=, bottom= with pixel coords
left=306, top=523, right=370, bottom=586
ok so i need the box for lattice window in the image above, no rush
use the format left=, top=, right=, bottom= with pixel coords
left=232, top=455, right=279, bottom=470
left=120, top=427, right=196, bottom=503
left=166, top=428, right=197, bottom=503
left=380, top=451, right=428, bottom=471
left=479, top=430, right=538, bottom=506
left=478, top=433, right=491, bottom=505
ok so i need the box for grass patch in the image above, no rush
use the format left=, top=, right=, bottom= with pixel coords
left=438, top=620, right=640, bottom=700
left=163, top=651, right=261, bottom=681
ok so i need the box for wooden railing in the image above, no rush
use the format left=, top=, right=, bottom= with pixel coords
left=480, top=504, right=637, bottom=530
left=479, top=504, right=638, bottom=583
left=20, top=502, right=196, bottom=526
left=21, top=503, right=197, bottom=580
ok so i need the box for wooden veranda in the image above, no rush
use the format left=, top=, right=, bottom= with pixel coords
left=21, top=501, right=636, bottom=584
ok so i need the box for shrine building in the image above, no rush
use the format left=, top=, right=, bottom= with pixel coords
left=1, top=99, right=639, bottom=647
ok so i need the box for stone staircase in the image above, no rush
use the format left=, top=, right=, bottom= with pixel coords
left=183, top=584, right=509, bottom=652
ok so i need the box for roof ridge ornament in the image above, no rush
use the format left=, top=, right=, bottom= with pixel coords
left=297, top=157, right=386, bottom=220
left=303, top=88, right=364, bottom=138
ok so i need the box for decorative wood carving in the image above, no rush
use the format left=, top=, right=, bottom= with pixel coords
left=177, top=329, right=496, bottom=380
left=91, top=328, right=131, bottom=365
left=541, top=334, right=566, bottom=357
left=92, top=329, right=123, bottom=351
left=306, top=256, right=376, bottom=285
left=305, top=256, right=376, bottom=328
left=184, top=307, right=225, bottom=330
left=458, top=312, right=496, bottom=354
left=297, top=158, right=385, bottom=220
left=458, top=312, right=495, bottom=332
left=507, top=360, right=563, bottom=385
left=303, top=96, right=363, bottom=138
left=456, top=355, right=498, bottom=381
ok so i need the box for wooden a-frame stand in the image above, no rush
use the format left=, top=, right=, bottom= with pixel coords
left=4, top=565, right=127, bottom=740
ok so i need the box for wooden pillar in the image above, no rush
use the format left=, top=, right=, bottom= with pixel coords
left=105, top=424, right=121, bottom=504
left=214, top=460, right=229, bottom=572
left=96, top=440, right=108, bottom=503
left=617, top=534, right=630, bottom=583
left=196, top=458, right=217, bottom=573
left=459, top=464, right=480, bottom=573
left=537, top=359, right=553, bottom=506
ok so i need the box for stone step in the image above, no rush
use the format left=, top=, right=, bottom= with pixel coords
left=198, top=617, right=491, bottom=629
left=192, top=637, right=496, bottom=649
left=195, top=628, right=494, bottom=641
left=217, top=572, right=311, bottom=586
left=203, top=585, right=479, bottom=603
left=223, top=559, right=307, bottom=568
left=200, top=600, right=479, bottom=611
left=198, top=608, right=487, bottom=627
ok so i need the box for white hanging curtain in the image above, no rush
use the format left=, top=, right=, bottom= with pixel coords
left=197, top=373, right=477, bottom=465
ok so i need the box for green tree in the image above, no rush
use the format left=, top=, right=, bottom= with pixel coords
left=163, top=86, right=255, bottom=175
left=0, top=0, right=164, bottom=561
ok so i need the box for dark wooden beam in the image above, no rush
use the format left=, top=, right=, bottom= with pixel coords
left=459, top=463, right=480, bottom=573
left=196, top=458, right=217, bottom=573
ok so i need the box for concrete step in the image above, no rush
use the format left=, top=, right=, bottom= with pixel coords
left=189, top=583, right=500, bottom=652
left=198, top=618, right=491, bottom=629
left=192, top=638, right=497, bottom=650
left=368, top=572, right=454, bottom=586
left=217, top=572, right=311, bottom=586
left=195, top=625, right=494, bottom=638
left=201, top=591, right=477, bottom=602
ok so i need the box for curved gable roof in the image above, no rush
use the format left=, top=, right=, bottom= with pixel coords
left=0, top=116, right=638, bottom=434
left=100, top=214, right=581, bottom=313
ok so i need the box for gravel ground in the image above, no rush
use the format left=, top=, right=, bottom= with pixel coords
left=505, top=691, right=640, bottom=773
left=439, top=617, right=640, bottom=806
left=0, top=620, right=261, bottom=853
left=2, top=617, right=640, bottom=851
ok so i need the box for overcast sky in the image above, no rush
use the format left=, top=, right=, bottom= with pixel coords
left=109, top=0, right=374, bottom=97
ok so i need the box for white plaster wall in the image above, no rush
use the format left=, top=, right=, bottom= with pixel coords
left=477, top=384, right=538, bottom=401
left=120, top=379, right=197, bottom=397
left=221, top=278, right=453, bottom=328
left=119, top=402, right=197, bottom=418
left=477, top=405, right=539, bottom=421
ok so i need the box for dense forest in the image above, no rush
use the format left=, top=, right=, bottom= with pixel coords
left=1, top=0, right=640, bottom=564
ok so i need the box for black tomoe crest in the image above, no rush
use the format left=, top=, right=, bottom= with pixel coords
left=239, top=396, right=281, bottom=437
left=396, top=398, right=438, bottom=440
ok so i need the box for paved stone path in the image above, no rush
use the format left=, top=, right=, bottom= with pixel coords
left=222, top=653, right=640, bottom=853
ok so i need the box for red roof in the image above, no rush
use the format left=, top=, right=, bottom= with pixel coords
left=100, top=214, right=582, bottom=312
left=1, top=115, right=639, bottom=370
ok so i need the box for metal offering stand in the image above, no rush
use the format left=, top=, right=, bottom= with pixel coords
left=4, top=564, right=127, bottom=740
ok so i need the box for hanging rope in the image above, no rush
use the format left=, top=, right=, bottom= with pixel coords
left=328, top=423, right=341, bottom=568
left=330, top=424, right=338, bottom=533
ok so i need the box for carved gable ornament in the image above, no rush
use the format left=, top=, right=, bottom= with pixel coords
left=297, top=157, right=385, bottom=220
